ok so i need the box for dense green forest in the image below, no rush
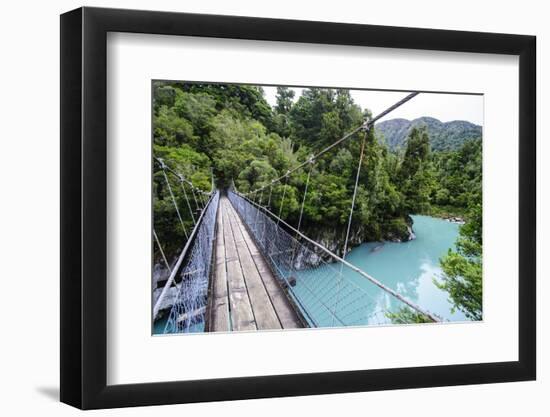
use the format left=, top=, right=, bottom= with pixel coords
left=152, top=81, right=483, bottom=320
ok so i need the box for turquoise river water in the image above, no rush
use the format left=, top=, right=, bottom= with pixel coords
left=290, top=214, right=466, bottom=326
left=155, top=214, right=466, bottom=333
left=349, top=214, right=465, bottom=321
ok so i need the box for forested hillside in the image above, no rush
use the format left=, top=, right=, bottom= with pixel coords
left=376, top=116, right=482, bottom=151
left=153, top=82, right=482, bottom=269
left=153, top=82, right=484, bottom=321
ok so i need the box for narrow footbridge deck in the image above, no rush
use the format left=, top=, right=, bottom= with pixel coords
left=207, top=196, right=303, bottom=332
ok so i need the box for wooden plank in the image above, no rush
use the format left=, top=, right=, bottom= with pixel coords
left=221, top=198, right=256, bottom=331
left=226, top=207, right=282, bottom=331
left=208, top=201, right=230, bottom=332
left=227, top=203, right=302, bottom=329
left=250, top=252, right=303, bottom=329
left=234, top=215, right=303, bottom=330
left=231, top=205, right=303, bottom=329
left=233, top=215, right=260, bottom=256
left=208, top=196, right=303, bottom=332
left=222, top=200, right=239, bottom=262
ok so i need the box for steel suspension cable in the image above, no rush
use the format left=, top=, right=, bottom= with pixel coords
left=191, top=186, right=202, bottom=212
left=153, top=228, right=172, bottom=273
left=332, top=128, right=368, bottom=326
left=289, top=157, right=314, bottom=270
left=153, top=191, right=218, bottom=319
left=266, top=182, right=273, bottom=210
left=180, top=180, right=196, bottom=225
left=255, top=187, right=264, bottom=226
left=260, top=182, right=273, bottom=243
left=243, top=92, right=419, bottom=197
left=155, top=156, right=215, bottom=236
left=155, top=156, right=202, bottom=191
left=276, top=173, right=290, bottom=226
left=232, top=191, right=439, bottom=322
left=161, top=168, right=189, bottom=240
left=228, top=91, right=437, bottom=323
left=153, top=228, right=180, bottom=292
left=296, top=157, right=314, bottom=234
left=200, top=190, right=208, bottom=207
left=342, top=131, right=368, bottom=260
left=211, top=169, right=215, bottom=194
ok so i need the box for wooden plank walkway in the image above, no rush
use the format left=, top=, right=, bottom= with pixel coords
left=207, top=196, right=303, bottom=332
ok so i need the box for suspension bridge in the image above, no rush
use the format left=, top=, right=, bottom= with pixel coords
left=153, top=92, right=441, bottom=334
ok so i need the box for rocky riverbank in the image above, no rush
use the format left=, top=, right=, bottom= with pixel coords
left=293, top=216, right=416, bottom=269
left=426, top=205, right=468, bottom=223
left=152, top=264, right=178, bottom=318
left=444, top=216, right=465, bottom=224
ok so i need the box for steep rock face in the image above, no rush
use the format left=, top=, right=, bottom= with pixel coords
left=152, top=264, right=179, bottom=316
left=294, top=218, right=415, bottom=269
left=292, top=226, right=358, bottom=269
left=375, top=117, right=482, bottom=151
left=386, top=224, right=416, bottom=243
left=153, top=286, right=179, bottom=315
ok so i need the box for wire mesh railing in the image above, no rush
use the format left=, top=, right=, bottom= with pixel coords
left=228, top=190, right=439, bottom=327
left=162, top=191, right=220, bottom=333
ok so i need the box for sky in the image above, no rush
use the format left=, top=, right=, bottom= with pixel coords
left=262, top=86, right=484, bottom=126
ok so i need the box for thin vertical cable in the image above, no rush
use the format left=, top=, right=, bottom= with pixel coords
left=180, top=179, right=196, bottom=225
left=162, top=168, right=188, bottom=240
left=153, top=228, right=172, bottom=273
left=332, top=128, right=368, bottom=326
left=277, top=173, right=289, bottom=226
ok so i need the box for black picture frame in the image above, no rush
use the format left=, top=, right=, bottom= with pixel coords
left=60, top=6, right=536, bottom=410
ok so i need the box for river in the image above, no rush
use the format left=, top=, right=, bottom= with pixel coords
left=155, top=214, right=467, bottom=334
left=290, top=215, right=467, bottom=326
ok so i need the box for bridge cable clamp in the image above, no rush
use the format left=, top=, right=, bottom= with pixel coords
left=360, top=119, right=372, bottom=132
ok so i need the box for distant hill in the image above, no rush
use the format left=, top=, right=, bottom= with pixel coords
left=375, top=117, right=482, bottom=151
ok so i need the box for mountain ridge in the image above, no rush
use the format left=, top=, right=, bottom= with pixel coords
left=375, top=116, right=482, bottom=151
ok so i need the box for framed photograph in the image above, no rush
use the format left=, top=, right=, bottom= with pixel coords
left=60, top=6, right=536, bottom=409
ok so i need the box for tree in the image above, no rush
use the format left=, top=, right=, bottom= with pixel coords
left=153, top=106, right=197, bottom=147
left=275, top=86, right=295, bottom=114
left=272, top=87, right=296, bottom=138
left=430, top=138, right=482, bottom=215
left=153, top=82, right=176, bottom=110
left=288, top=88, right=362, bottom=147
left=152, top=144, right=211, bottom=262
left=386, top=307, right=433, bottom=324
left=236, top=160, right=277, bottom=192
left=150, top=81, right=483, bottom=326
left=173, top=90, right=217, bottom=139
left=436, top=201, right=483, bottom=320
left=398, top=127, right=434, bottom=213
left=399, top=127, right=430, bottom=180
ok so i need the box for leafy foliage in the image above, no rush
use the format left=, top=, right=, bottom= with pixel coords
left=431, top=138, right=482, bottom=209
left=436, top=201, right=483, bottom=320
left=398, top=127, right=435, bottom=213
left=386, top=307, right=433, bottom=324
left=152, top=81, right=483, bottom=321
